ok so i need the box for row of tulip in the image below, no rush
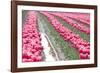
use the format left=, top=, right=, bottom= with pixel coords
left=49, top=12, right=90, bottom=34
left=62, top=12, right=90, bottom=25
left=40, top=12, right=90, bottom=59
left=22, top=11, right=43, bottom=62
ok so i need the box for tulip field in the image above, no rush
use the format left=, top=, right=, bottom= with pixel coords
left=22, top=11, right=90, bottom=62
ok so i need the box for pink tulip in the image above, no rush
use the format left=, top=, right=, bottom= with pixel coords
left=41, top=12, right=90, bottom=59
left=49, top=12, right=90, bottom=34
left=22, top=11, right=43, bottom=62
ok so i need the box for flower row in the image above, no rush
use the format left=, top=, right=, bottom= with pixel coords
left=41, top=12, right=90, bottom=59
left=22, top=11, right=43, bottom=62
left=62, top=12, right=90, bottom=25
left=49, top=12, right=90, bottom=34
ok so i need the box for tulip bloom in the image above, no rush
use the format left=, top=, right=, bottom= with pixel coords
left=41, top=12, right=90, bottom=59
left=22, top=11, right=43, bottom=62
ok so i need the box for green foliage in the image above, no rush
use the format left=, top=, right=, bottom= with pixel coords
left=56, top=16, right=90, bottom=42
left=38, top=12, right=79, bottom=60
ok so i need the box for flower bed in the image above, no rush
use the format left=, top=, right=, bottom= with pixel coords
left=62, top=12, right=90, bottom=25
left=49, top=12, right=90, bottom=34
left=41, top=12, right=90, bottom=59
left=22, top=11, right=43, bottom=62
